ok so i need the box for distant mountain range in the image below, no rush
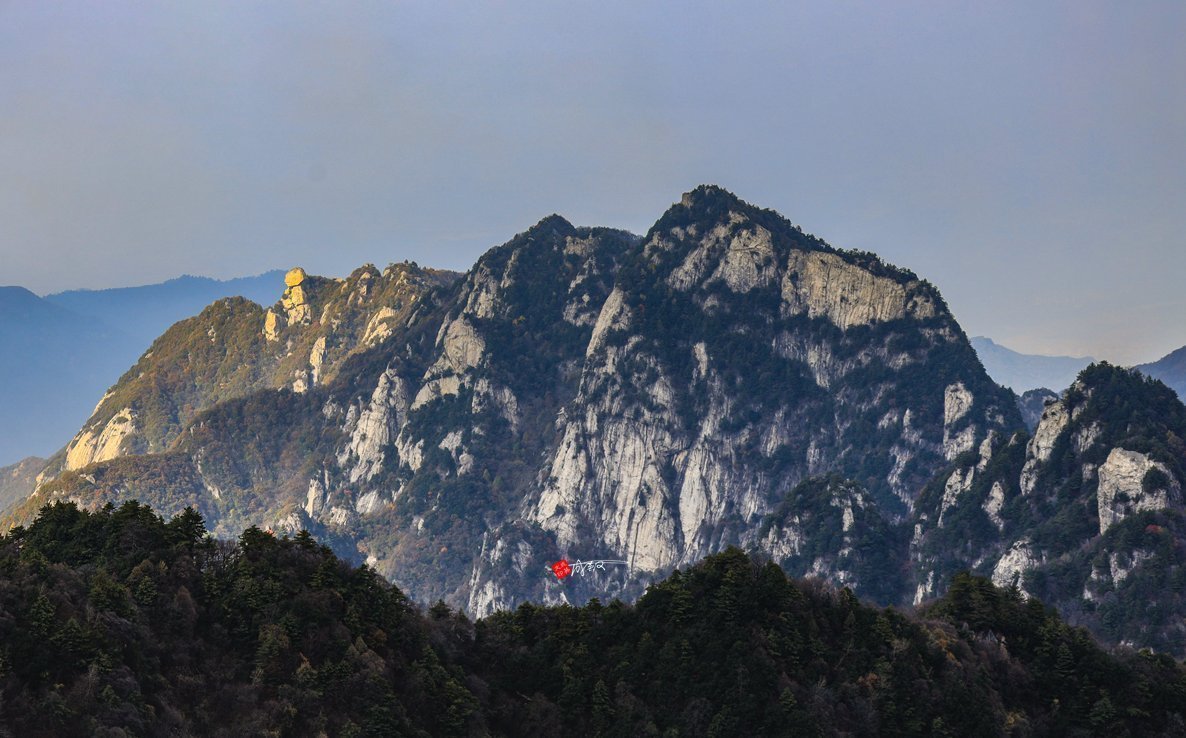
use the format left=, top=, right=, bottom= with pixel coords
left=0, top=272, right=283, bottom=464
left=1137, top=346, right=1186, bottom=401
left=970, top=335, right=1186, bottom=403
left=43, top=272, right=283, bottom=344
left=970, top=336, right=1093, bottom=393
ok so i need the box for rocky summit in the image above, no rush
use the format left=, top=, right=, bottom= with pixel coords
left=10, top=186, right=1186, bottom=656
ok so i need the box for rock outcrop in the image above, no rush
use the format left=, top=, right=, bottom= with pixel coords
left=281, top=267, right=312, bottom=324
left=463, top=186, right=1017, bottom=613
left=909, top=361, right=1186, bottom=653
left=1020, top=396, right=1070, bottom=495
left=1097, top=448, right=1179, bottom=533
left=63, top=408, right=135, bottom=471
left=991, top=538, right=1040, bottom=594
left=38, top=264, right=458, bottom=486
left=782, top=250, right=935, bottom=329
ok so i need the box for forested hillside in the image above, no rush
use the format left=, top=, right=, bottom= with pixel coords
left=1, top=502, right=1183, bottom=736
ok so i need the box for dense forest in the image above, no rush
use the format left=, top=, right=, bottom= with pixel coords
left=1, top=502, right=1184, bottom=736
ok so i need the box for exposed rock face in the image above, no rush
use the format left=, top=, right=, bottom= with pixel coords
left=1083, top=549, right=1154, bottom=599
left=465, top=186, right=1016, bottom=613
left=781, top=250, right=935, bottom=328
left=337, top=367, right=412, bottom=484
left=937, top=467, right=975, bottom=527
left=362, top=306, right=400, bottom=346
left=26, top=188, right=1186, bottom=656
left=1020, top=397, right=1070, bottom=495
left=992, top=538, right=1040, bottom=595
left=17, top=186, right=1023, bottom=627
left=412, top=316, right=486, bottom=408
left=40, top=264, right=459, bottom=485
left=983, top=480, right=1006, bottom=529
left=667, top=214, right=778, bottom=293
left=263, top=310, right=283, bottom=342
left=309, top=336, right=328, bottom=386
left=281, top=267, right=312, bottom=324
left=909, top=362, right=1186, bottom=654
left=945, top=382, right=973, bottom=426
left=1097, top=448, right=1179, bottom=533
left=943, top=382, right=977, bottom=460
left=1016, top=388, right=1058, bottom=432
left=64, top=408, right=135, bottom=471
left=753, top=477, right=895, bottom=596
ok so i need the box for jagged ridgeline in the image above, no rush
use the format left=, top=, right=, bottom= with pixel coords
left=35, top=262, right=458, bottom=481
left=12, top=186, right=1020, bottom=619
left=913, top=362, right=1186, bottom=654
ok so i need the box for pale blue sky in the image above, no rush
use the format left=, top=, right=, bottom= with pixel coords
left=1, top=1, right=1183, bottom=364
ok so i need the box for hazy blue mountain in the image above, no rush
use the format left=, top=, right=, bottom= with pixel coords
left=45, top=271, right=283, bottom=343
left=0, top=272, right=285, bottom=466
left=0, top=286, right=139, bottom=464
left=0, top=456, right=45, bottom=515
left=1137, top=345, right=1186, bottom=400
left=971, top=335, right=1093, bottom=392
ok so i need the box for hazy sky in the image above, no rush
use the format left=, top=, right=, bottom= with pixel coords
left=1, top=2, right=1183, bottom=364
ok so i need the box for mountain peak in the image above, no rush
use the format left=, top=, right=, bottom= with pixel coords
left=678, top=183, right=744, bottom=208
left=525, top=213, right=575, bottom=238
left=650, top=185, right=796, bottom=245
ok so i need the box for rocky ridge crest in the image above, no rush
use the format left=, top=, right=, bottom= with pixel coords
left=17, top=187, right=1186, bottom=655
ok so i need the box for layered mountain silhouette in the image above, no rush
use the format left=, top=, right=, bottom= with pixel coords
left=970, top=336, right=1093, bottom=393
left=0, top=272, right=284, bottom=465
left=1137, top=345, right=1186, bottom=401
left=8, top=186, right=1186, bottom=656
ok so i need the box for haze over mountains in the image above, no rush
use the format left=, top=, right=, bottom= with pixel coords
left=968, top=335, right=1186, bottom=402
left=8, top=186, right=1186, bottom=658
left=1138, top=347, right=1186, bottom=402
left=0, top=272, right=282, bottom=464
left=970, top=336, right=1094, bottom=393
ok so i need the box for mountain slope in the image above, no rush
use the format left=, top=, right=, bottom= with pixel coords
left=971, top=336, right=1093, bottom=393
left=0, top=272, right=293, bottom=466
left=44, top=271, right=284, bottom=342
left=911, top=362, right=1186, bottom=654
left=1137, top=344, right=1186, bottom=400
left=14, top=186, right=1023, bottom=626
left=0, top=456, right=44, bottom=514
left=40, top=263, right=458, bottom=480
left=4, top=502, right=1185, bottom=737
left=0, top=287, right=140, bottom=464
left=467, top=186, right=1019, bottom=612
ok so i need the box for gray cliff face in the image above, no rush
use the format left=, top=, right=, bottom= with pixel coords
left=18, top=189, right=1186, bottom=655
left=908, top=362, right=1186, bottom=652
left=1016, top=387, right=1059, bottom=432
left=463, top=187, right=1017, bottom=614
left=290, top=216, right=637, bottom=603
left=16, top=187, right=1021, bottom=623
left=1096, top=448, right=1180, bottom=534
